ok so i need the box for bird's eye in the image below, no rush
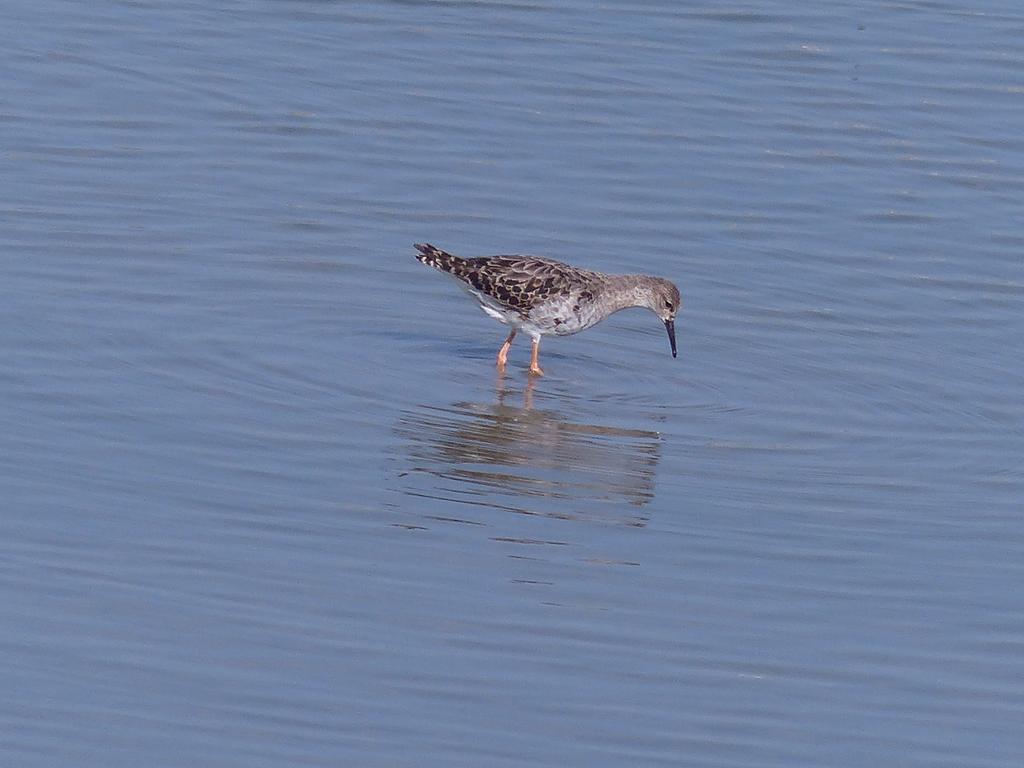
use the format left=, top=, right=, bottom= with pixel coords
left=665, top=301, right=674, bottom=310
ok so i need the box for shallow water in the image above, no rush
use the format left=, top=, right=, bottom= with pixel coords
left=2, top=1, right=1023, bottom=766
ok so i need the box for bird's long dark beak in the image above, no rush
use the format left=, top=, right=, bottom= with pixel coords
left=665, top=319, right=677, bottom=358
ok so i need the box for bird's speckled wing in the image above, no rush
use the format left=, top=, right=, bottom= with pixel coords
left=460, top=256, right=589, bottom=314
left=415, top=243, right=599, bottom=316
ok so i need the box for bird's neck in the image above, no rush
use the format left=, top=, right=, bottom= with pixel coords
left=604, top=275, right=651, bottom=312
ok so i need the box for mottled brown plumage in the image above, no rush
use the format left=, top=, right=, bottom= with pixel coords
left=414, top=243, right=590, bottom=316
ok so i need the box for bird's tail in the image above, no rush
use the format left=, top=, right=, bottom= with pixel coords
left=414, top=243, right=464, bottom=274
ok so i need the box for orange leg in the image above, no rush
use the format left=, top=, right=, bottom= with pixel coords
left=496, top=329, right=516, bottom=369
left=529, top=337, right=544, bottom=376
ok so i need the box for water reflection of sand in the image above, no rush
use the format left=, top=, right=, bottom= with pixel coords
left=394, top=380, right=662, bottom=525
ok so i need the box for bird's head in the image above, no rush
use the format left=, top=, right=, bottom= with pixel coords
left=643, top=278, right=681, bottom=358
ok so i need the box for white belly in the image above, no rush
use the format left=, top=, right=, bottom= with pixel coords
left=479, top=303, right=509, bottom=323
left=471, top=290, right=549, bottom=339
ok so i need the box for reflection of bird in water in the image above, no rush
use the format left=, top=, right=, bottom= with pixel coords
left=414, top=243, right=681, bottom=376
left=395, top=381, right=663, bottom=524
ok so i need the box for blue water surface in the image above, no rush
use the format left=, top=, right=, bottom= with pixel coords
left=2, top=2, right=1023, bottom=766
